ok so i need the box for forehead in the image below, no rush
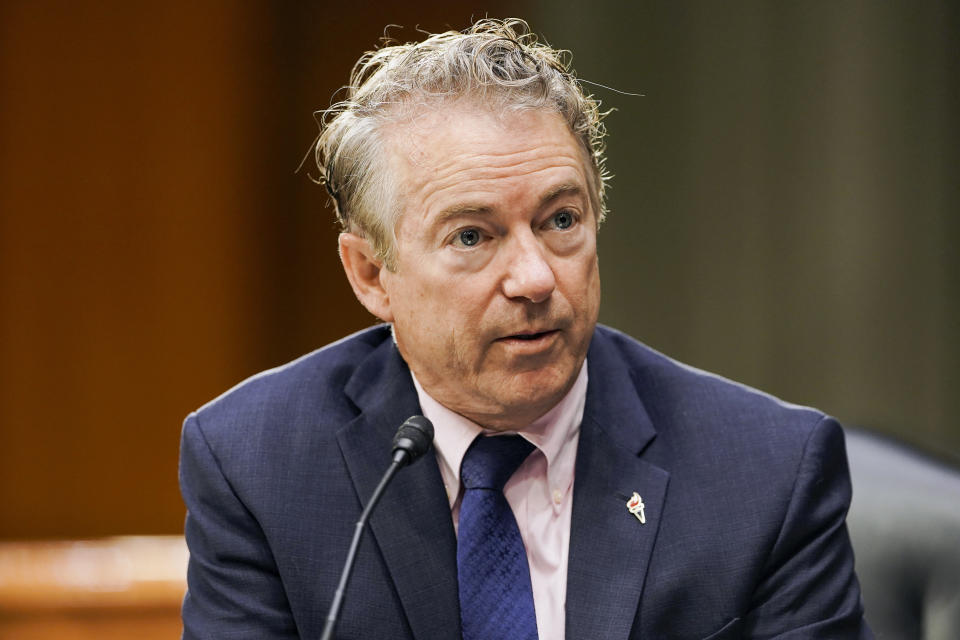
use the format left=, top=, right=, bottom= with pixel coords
left=382, top=101, right=593, bottom=223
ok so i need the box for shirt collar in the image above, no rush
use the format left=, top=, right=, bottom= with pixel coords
left=411, top=361, right=588, bottom=507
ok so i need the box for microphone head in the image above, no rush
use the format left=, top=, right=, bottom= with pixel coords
left=391, top=415, right=434, bottom=466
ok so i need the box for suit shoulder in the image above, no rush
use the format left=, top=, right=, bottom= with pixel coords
left=187, top=324, right=392, bottom=439
left=592, top=325, right=829, bottom=446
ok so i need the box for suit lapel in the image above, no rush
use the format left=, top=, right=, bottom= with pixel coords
left=565, top=332, right=670, bottom=640
left=337, top=337, right=461, bottom=640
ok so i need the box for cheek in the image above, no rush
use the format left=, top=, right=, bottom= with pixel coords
left=561, top=252, right=600, bottom=303
left=587, top=256, right=601, bottom=297
left=586, top=262, right=602, bottom=318
left=395, top=278, right=470, bottom=343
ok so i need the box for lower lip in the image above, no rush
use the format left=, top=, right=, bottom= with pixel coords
left=496, top=330, right=560, bottom=353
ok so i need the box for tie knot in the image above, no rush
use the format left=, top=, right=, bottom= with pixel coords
left=460, top=435, right=535, bottom=491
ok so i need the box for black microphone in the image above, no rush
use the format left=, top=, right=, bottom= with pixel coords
left=320, top=415, right=434, bottom=640
left=390, top=414, right=434, bottom=465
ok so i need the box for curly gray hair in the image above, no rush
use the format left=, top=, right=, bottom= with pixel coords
left=315, top=18, right=609, bottom=269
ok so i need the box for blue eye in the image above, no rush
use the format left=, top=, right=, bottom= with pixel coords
left=552, top=210, right=574, bottom=230
left=458, top=228, right=481, bottom=246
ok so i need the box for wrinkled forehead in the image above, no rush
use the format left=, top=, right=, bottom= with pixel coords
left=378, top=97, right=598, bottom=206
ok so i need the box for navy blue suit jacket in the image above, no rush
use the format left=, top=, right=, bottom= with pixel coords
left=180, top=325, right=870, bottom=639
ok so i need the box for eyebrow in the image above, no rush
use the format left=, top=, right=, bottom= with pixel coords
left=434, top=182, right=587, bottom=226
left=435, top=203, right=493, bottom=225
left=539, top=182, right=585, bottom=207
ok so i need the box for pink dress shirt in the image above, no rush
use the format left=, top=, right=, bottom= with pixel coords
left=411, top=363, right=587, bottom=640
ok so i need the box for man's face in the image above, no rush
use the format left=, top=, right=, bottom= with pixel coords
left=377, top=103, right=601, bottom=430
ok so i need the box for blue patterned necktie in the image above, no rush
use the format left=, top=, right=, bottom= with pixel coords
left=457, top=435, right=539, bottom=640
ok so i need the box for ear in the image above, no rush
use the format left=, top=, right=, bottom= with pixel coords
left=338, top=232, right=394, bottom=322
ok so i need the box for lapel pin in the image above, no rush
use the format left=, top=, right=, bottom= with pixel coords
left=626, top=492, right=646, bottom=524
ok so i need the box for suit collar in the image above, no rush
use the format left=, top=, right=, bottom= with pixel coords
left=565, top=328, right=669, bottom=640
left=582, top=327, right=658, bottom=455
left=338, top=334, right=462, bottom=640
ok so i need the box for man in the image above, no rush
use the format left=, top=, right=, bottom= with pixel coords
left=180, top=19, right=872, bottom=639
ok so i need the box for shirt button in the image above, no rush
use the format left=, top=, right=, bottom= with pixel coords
left=552, top=489, right=563, bottom=504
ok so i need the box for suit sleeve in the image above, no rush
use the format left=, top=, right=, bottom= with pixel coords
left=179, top=412, right=300, bottom=639
left=744, top=416, right=873, bottom=639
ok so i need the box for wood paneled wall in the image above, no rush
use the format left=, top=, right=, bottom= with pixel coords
left=0, top=2, right=510, bottom=539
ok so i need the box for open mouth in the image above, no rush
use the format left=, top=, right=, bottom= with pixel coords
left=501, top=329, right=558, bottom=341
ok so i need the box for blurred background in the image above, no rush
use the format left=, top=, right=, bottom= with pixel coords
left=1, top=0, right=957, bottom=636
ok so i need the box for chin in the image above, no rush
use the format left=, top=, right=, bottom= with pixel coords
left=498, top=364, right=577, bottom=411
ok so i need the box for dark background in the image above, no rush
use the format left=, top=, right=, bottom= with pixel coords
left=1, top=1, right=956, bottom=539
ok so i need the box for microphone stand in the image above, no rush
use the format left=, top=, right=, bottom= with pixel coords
left=320, top=415, right=433, bottom=639
left=318, top=449, right=414, bottom=640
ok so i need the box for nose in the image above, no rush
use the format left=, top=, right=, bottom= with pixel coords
left=501, top=233, right=557, bottom=303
